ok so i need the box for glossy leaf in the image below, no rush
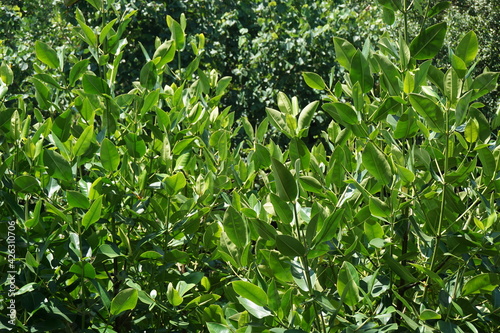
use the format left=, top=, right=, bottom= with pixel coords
left=275, top=235, right=306, bottom=257
left=456, top=31, right=478, bottom=65
left=350, top=50, right=373, bottom=93
left=462, top=273, right=500, bottom=296
left=333, top=37, right=357, bottom=70
left=164, top=172, right=186, bottom=195
left=67, top=190, right=90, bottom=209
left=14, top=175, right=40, bottom=194
left=302, top=72, right=326, bottom=90
left=82, top=196, right=103, bottom=229
left=110, top=288, right=138, bottom=315
left=409, top=22, right=447, bottom=60
left=271, top=158, right=298, bottom=202
left=362, top=142, right=392, bottom=185
left=35, top=41, right=60, bottom=69
left=337, top=262, right=359, bottom=307
left=409, top=93, right=445, bottom=132
left=43, top=150, right=73, bottom=181
left=232, top=281, right=267, bottom=307
left=82, top=74, right=110, bottom=95
left=74, top=125, right=94, bottom=157
left=100, top=138, right=120, bottom=172
left=223, top=206, right=248, bottom=248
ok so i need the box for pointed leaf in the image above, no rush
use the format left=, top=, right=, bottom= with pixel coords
left=362, top=142, right=392, bottom=185
left=35, top=41, right=60, bottom=69
left=456, top=31, right=478, bottom=65
left=350, top=50, right=373, bottom=93
left=82, top=196, right=103, bottom=229
left=409, top=22, right=447, bottom=60
left=333, top=37, right=357, bottom=70
left=271, top=158, right=298, bottom=202
left=74, top=125, right=94, bottom=157
left=338, top=262, right=360, bottom=307
left=409, top=93, right=445, bottom=132
left=302, top=72, right=326, bottom=90
left=43, top=150, right=73, bottom=181
left=275, top=235, right=305, bottom=257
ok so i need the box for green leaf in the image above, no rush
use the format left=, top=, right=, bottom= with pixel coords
left=409, top=22, right=447, bottom=60
left=82, top=196, right=103, bottom=229
left=43, top=150, right=73, bottom=181
left=164, top=172, right=186, bottom=195
left=236, top=297, right=272, bottom=319
left=223, top=206, right=248, bottom=248
left=69, top=59, right=89, bottom=87
left=374, top=53, right=401, bottom=95
left=232, top=281, right=267, bottom=307
left=99, top=18, right=117, bottom=43
left=167, top=16, right=185, bottom=50
left=140, top=89, right=160, bottom=115
left=456, top=31, right=478, bottom=65
left=69, top=262, right=96, bottom=279
left=67, top=190, right=90, bottom=209
left=299, top=176, right=323, bottom=193
left=337, top=262, right=360, bottom=307
left=297, top=101, right=319, bottom=136
left=427, top=1, right=451, bottom=18
left=369, top=197, right=391, bottom=218
left=35, top=41, right=60, bottom=69
left=409, top=93, right=445, bottom=132
left=0, top=63, right=14, bottom=85
left=14, top=175, right=40, bottom=194
left=364, top=220, right=384, bottom=241
left=167, top=282, right=183, bottom=306
left=464, top=118, right=479, bottom=143
left=378, top=0, right=403, bottom=11
left=100, top=138, right=120, bottom=172
left=124, top=133, right=146, bottom=158
left=350, top=50, right=373, bottom=93
left=382, top=252, right=418, bottom=283
left=470, top=72, right=499, bottom=100
left=270, top=193, right=293, bottom=224
left=419, top=309, right=441, bottom=320
left=394, top=110, right=419, bottom=139
left=206, top=322, right=231, bottom=333
left=277, top=92, right=293, bottom=115
left=74, top=125, right=94, bottom=157
left=271, top=158, right=297, bottom=202
left=302, top=72, right=326, bottom=90
left=110, top=288, right=138, bottom=315
left=444, top=68, right=461, bottom=105
left=396, top=164, right=415, bottom=184
left=462, top=273, right=500, bottom=296
left=153, top=40, right=176, bottom=69
left=451, top=54, right=467, bottom=79
left=266, top=107, right=290, bottom=137
left=276, top=235, right=305, bottom=257
left=82, top=74, right=110, bottom=95
left=333, top=37, right=357, bottom=70
left=76, top=9, right=97, bottom=48
left=362, top=142, right=392, bottom=185
left=140, top=61, right=157, bottom=90
left=323, top=103, right=358, bottom=126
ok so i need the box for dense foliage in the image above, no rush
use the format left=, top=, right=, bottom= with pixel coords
left=1, top=0, right=499, bottom=332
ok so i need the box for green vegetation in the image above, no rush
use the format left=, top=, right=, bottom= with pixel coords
left=1, top=0, right=499, bottom=332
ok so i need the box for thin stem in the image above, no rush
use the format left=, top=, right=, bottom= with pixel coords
left=425, top=108, right=450, bottom=298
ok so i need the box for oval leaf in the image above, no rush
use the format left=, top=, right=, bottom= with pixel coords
left=110, top=288, right=138, bottom=315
